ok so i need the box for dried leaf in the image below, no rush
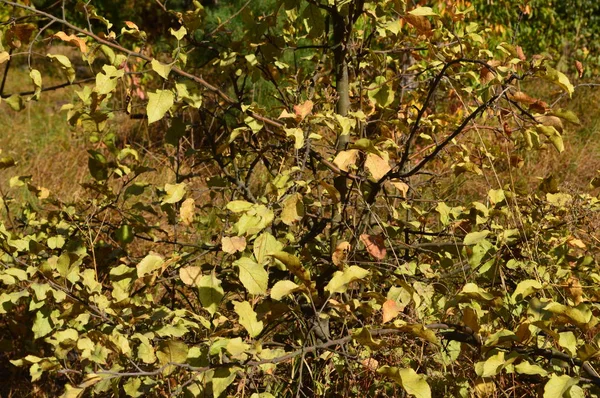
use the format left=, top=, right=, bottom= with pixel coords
left=53, top=32, right=88, bottom=53
left=566, top=276, right=583, bottom=305
left=365, top=154, right=391, bottom=181
left=382, top=299, right=401, bottom=323
left=575, top=60, right=584, bottom=78
left=179, top=266, right=202, bottom=286
left=333, top=150, right=359, bottom=172
left=516, top=45, right=526, bottom=61
left=403, top=14, right=432, bottom=36
left=361, top=357, right=379, bottom=371
left=332, top=241, right=351, bottom=268
left=360, top=234, right=387, bottom=260
left=222, top=236, right=247, bottom=254
left=179, top=197, right=195, bottom=225
left=293, top=100, right=313, bottom=122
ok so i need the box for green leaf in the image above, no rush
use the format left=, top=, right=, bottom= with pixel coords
left=212, top=367, right=237, bottom=398
left=32, top=308, right=54, bottom=339
left=115, top=224, right=134, bottom=244
left=550, top=109, right=580, bottom=125
left=536, top=125, right=564, bottom=153
left=463, top=230, right=490, bottom=245
left=151, top=59, right=172, bottom=80
left=59, top=384, right=85, bottom=398
left=157, top=340, right=189, bottom=374
left=226, top=200, right=254, bottom=213
left=29, top=69, right=42, bottom=100
left=544, top=66, right=574, bottom=97
left=170, top=26, right=187, bottom=40
left=270, top=251, right=312, bottom=287
left=270, top=280, right=300, bottom=300
left=123, top=378, right=142, bottom=397
left=133, top=334, right=156, bottom=364
left=352, top=328, right=383, bottom=349
left=233, top=301, right=264, bottom=337
left=558, top=331, right=577, bottom=356
left=136, top=253, right=164, bottom=278
left=47, top=54, right=75, bottom=83
left=408, top=7, right=438, bottom=16
left=162, top=182, right=186, bottom=204
left=197, top=270, right=224, bottom=315
left=234, top=257, right=268, bottom=295
left=5, top=95, right=24, bottom=111
left=285, top=128, right=304, bottom=149
left=543, top=374, right=578, bottom=398
left=512, top=279, right=542, bottom=302
left=95, top=65, right=124, bottom=95
left=325, top=266, right=369, bottom=294
left=377, top=366, right=431, bottom=398
left=479, top=351, right=505, bottom=377
left=254, top=232, right=283, bottom=265
left=514, top=361, right=548, bottom=376
left=147, top=89, right=174, bottom=124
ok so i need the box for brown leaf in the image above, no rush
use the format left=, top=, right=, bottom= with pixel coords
left=516, top=45, right=526, bottom=61
left=462, top=307, right=480, bottom=332
left=508, top=91, right=537, bottom=105
left=576, top=60, right=584, bottom=78
left=502, top=122, right=512, bottom=137
left=403, top=14, right=432, bottom=36
left=567, top=276, right=583, bottom=305
left=529, top=100, right=548, bottom=114
left=332, top=241, right=351, bottom=268
left=389, top=179, right=409, bottom=198
left=360, top=234, right=387, bottom=260
left=222, top=236, right=247, bottom=254
left=293, top=100, right=313, bottom=122
left=361, top=357, right=379, bottom=371
left=382, top=299, right=401, bottom=323
left=536, top=115, right=563, bottom=133
left=179, top=198, right=195, bottom=226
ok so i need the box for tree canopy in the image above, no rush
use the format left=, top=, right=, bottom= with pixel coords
left=0, top=0, right=599, bottom=397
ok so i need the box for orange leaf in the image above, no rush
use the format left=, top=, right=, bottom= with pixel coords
left=575, top=61, right=584, bottom=78
left=53, top=31, right=88, bottom=53
left=516, top=45, right=526, bottom=61
left=293, top=100, right=313, bottom=122
left=360, top=234, right=387, bottom=260
left=382, top=299, right=400, bottom=323
left=332, top=241, right=351, bottom=268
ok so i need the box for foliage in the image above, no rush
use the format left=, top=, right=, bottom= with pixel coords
left=0, top=0, right=599, bottom=397
left=471, top=0, right=600, bottom=74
